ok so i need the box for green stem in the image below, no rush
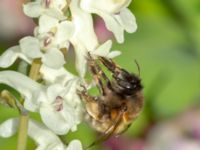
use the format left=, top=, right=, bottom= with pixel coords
left=17, top=58, right=42, bottom=150
left=17, top=112, right=29, bottom=150
left=28, top=58, right=42, bottom=81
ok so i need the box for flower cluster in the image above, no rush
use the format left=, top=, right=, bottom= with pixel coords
left=0, top=0, right=137, bottom=149
left=0, top=118, right=82, bottom=150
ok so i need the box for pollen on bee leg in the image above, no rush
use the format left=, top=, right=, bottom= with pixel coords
left=53, top=96, right=64, bottom=111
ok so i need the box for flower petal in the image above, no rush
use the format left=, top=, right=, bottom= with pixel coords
left=51, top=0, right=67, bottom=10
left=23, top=1, right=44, bottom=18
left=80, top=0, right=131, bottom=14
left=107, top=50, right=121, bottom=58
left=0, top=71, right=44, bottom=111
left=43, top=8, right=66, bottom=20
left=0, top=46, right=31, bottom=68
left=38, top=15, right=59, bottom=34
left=73, top=43, right=87, bottom=77
left=40, top=66, right=74, bottom=84
left=46, top=84, right=65, bottom=103
left=42, top=48, right=65, bottom=69
left=62, top=79, right=83, bottom=131
left=60, top=103, right=79, bottom=131
left=114, top=8, right=137, bottom=33
left=39, top=78, right=82, bottom=135
left=63, top=78, right=81, bottom=106
left=91, top=40, right=112, bottom=57
left=96, top=11, right=124, bottom=43
left=90, top=38, right=121, bottom=58
left=55, top=21, right=74, bottom=46
left=66, top=140, right=83, bottom=150
left=70, top=0, right=98, bottom=51
left=80, top=0, right=135, bottom=44
left=39, top=105, right=70, bottom=135
left=19, top=36, right=43, bottom=59
left=60, top=103, right=82, bottom=133
left=28, top=119, right=66, bottom=150
left=0, top=118, right=19, bottom=138
left=0, top=118, right=68, bottom=150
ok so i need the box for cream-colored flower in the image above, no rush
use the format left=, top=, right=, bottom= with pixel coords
left=80, top=0, right=137, bottom=43
left=90, top=40, right=121, bottom=58
left=0, top=36, right=65, bottom=69
left=23, top=0, right=67, bottom=20
left=0, top=71, right=83, bottom=134
left=74, top=39, right=121, bottom=77
left=69, top=0, right=98, bottom=77
left=35, top=15, right=74, bottom=49
left=40, top=66, right=75, bottom=85
left=0, top=118, right=83, bottom=150
left=69, top=0, right=122, bottom=77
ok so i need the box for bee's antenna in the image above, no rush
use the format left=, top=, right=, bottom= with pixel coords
left=134, top=60, right=140, bottom=77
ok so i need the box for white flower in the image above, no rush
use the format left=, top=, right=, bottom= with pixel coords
left=35, top=15, right=74, bottom=49
left=40, top=66, right=75, bottom=85
left=67, top=0, right=98, bottom=77
left=0, top=118, right=19, bottom=138
left=90, top=40, right=121, bottom=58
left=75, top=39, right=121, bottom=77
left=66, top=140, right=83, bottom=150
left=23, top=0, right=67, bottom=20
left=0, top=71, right=43, bottom=111
left=0, top=118, right=83, bottom=150
left=38, top=80, right=83, bottom=134
left=68, top=0, right=122, bottom=76
left=0, top=71, right=83, bottom=135
left=0, top=36, right=65, bottom=69
left=81, top=0, right=131, bottom=13
left=80, top=0, right=137, bottom=43
left=70, top=0, right=98, bottom=52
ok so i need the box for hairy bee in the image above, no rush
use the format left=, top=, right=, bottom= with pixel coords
left=78, top=54, right=144, bottom=148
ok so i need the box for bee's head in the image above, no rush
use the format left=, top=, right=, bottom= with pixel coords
left=112, top=68, right=142, bottom=95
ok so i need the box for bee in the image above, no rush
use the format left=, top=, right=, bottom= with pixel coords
left=78, top=53, right=144, bottom=148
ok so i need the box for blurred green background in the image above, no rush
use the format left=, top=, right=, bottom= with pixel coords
left=0, top=0, right=200, bottom=150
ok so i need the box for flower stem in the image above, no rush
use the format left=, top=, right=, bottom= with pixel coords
left=28, top=58, right=42, bottom=80
left=17, top=111, right=29, bottom=150
left=17, top=58, right=42, bottom=150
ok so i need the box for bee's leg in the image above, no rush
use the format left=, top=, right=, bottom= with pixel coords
left=87, top=54, right=110, bottom=95
left=98, top=56, right=122, bottom=73
left=77, top=85, right=104, bottom=122
left=85, top=110, right=124, bottom=150
left=99, top=56, right=135, bottom=83
left=77, top=84, right=94, bottom=103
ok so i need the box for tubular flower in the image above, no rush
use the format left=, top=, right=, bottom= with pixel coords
left=80, top=0, right=137, bottom=43
left=0, top=36, right=65, bottom=69
left=0, top=118, right=83, bottom=150
left=23, top=0, right=67, bottom=19
left=35, top=14, right=74, bottom=49
left=0, top=71, right=83, bottom=135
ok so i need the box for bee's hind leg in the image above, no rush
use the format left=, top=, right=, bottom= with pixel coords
left=87, top=53, right=110, bottom=95
left=98, top=56, right=119, bottom=73
left=77, top=84, right=94, bottom=103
